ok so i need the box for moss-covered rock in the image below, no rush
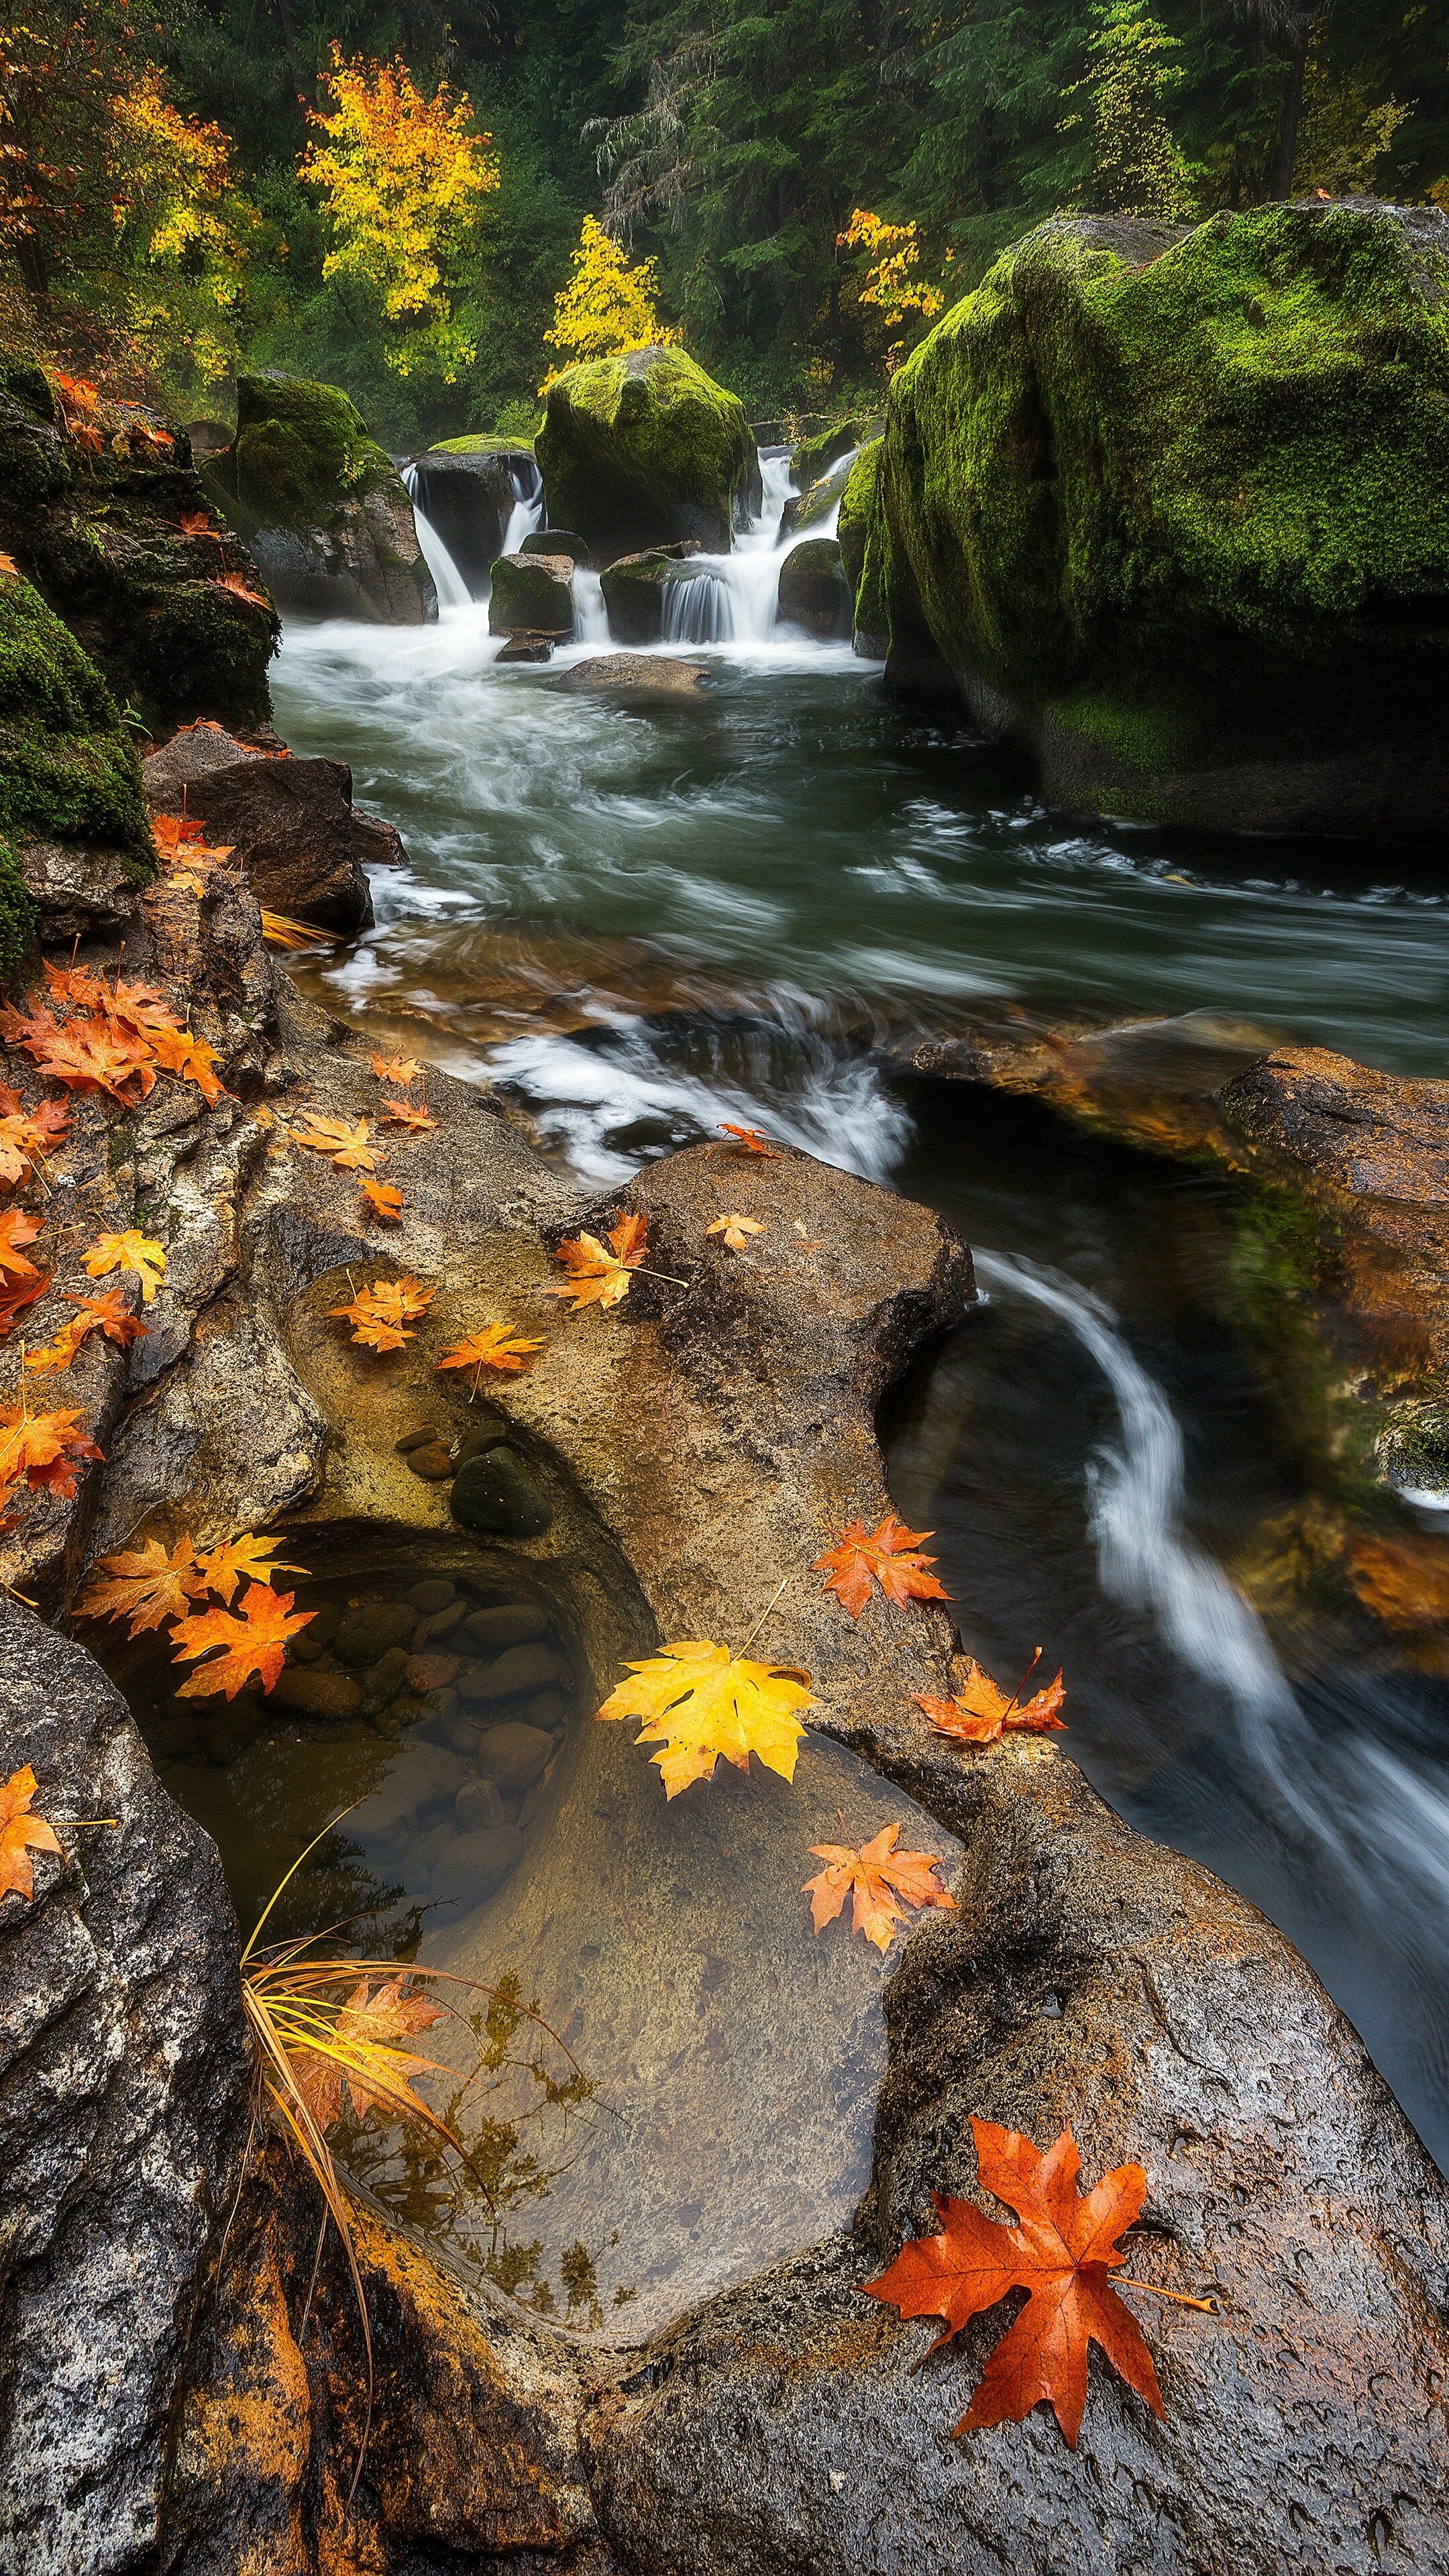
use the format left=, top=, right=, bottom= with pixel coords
left=788, top=413, right=881, bottom=489
left=0, top=362, right=278, bottom=737
left=599, top=542, right=703, bottom=644
left=409, top=441, right=540, bottom=597
left=836, top=438, right=879, bottom=604
left=0, top=568, right=155, bottom=959
left=206, top=374, right=435, bottom=625
left=776, top=537, right=850, bottom=638
left=536, top=347, right=758, bottom=565
left=877, top=200, right=1449, bottom=835
left=0, top=834, right=34, bottom=984
left=488, top=552, right=575, bottom=637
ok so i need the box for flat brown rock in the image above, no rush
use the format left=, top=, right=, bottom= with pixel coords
left=548, top=652, right=708, bottom=703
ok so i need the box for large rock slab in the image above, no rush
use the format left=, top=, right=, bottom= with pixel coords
left=142, top=722, right=375, bottom=929
left=0, top=359, right=278, bottom=735
left=874, top=199, right=1449, bottom=835
left=0, top=1601, right=250, bottom=2575
left=598, top=541, right=704, bottom=643
left=547, top=652, right=708, bottom=705
left=205, top=374, right=435, bottom=625
left=537, top=345, right=758, bottom=565
left=777, top=535, right=850, bottom=636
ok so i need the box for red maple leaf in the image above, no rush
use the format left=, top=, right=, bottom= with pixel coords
left=812, top=1513, right=950, bottom=1619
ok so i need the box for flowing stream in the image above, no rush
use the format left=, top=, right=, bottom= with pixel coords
left=256, top=445, right=1449, bottom=2198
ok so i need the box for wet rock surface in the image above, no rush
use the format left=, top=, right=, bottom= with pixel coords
left=142, top=720, right=381, bottom=929
left=549, top=652, right=709, bottom=704
left=205, top=372, right=435, bottom=627
left=599, top=541, right=705, bottom=644
left=407, top=439, right=537, bottom=596
left=777, top=534, right=851, bottom=636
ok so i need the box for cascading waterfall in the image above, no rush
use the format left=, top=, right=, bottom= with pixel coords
left=659, top=447, right=801, bottom=647
left=501, top=455, right=545, bottom=557
left=572, top=567, right=609, bottom=643
left=400, top=464, right=472, bottom=609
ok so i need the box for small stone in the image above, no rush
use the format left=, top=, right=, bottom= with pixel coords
left=449, top=1446, right=553, bottom=1538
left=525, top=1688, right=568, bottom=1729
left=289, top=1629, right=331, bottom=1664
left=396, top=1426, right=439, bottom=1455
left=407, top=1578, right=456, bottom=1613
left=304, top=1601, right=341, bottom=1649
left=431, top=1825, right=523, bottom=1911
left=407, top=1651, right=461, bottom=1695
left=462, top=1603, right=549, bottom=1650
left=405, top=1441, right=455, bottom=1481
left=496, top=633, right=554, bottom=663
left=476, top=1719, right=553, bottom=1794
left=419, top=1684, right=459, bottom=1723
left=335, top=1601, right=417, bottom=1666
left=453, top=1419, right=508, bottom=1468
left=415, top=1600, right=468, bottom=1644
left=390, top=1690, right=424, bottom=1729
left=460, top=1643, right=564, bottom=1703
left=455, top=1776, right=506, bottom=1831
left=272, top=1668, right=364, bottom=1721
left=408, top=1817, right=457, bottom=1875
left=360, top=1645, right=409, bottom=1713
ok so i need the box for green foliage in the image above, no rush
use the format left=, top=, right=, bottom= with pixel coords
left=1065, top=2, right=1197, bottom=218
left=0, top=572, right=152, bottom=871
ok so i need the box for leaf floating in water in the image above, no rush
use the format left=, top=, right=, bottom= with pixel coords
left=596, top=1636, right=817, bottom=1797
left=804, top=1821, right=955, bottom=1952
left=170, top=1582, right=315, bottom=1699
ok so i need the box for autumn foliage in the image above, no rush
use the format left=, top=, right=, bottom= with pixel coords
left=597, top=1638, right=818, bottom=1798
left=814, top=1513, right=950, bottom=1619
left=541, top=215, right=677, bottom=388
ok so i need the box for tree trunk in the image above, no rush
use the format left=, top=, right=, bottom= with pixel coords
left=1270, top=17, right=1312, bottom=200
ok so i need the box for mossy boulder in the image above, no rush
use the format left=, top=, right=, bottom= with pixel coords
left=409, top=440, right=541, bottom=597
left=776, top=537, right=850, bottom=638
left=876, top=200, right=1449, bottom=836
left=536, top=347, right=758, bottom=565
left=0, top=569, right=153, bottom=958
left=0, top=362, right=277, bottom=737
left=488, top=552, right=575, bottom=637
left=836, top=437, right=880, bottom=622
left=205, top=374, right=435, bottom=625
left=788, top=413, right=881, bottom=489
left=599, top=542, right=703, bottom=645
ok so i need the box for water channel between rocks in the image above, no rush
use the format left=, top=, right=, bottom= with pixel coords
left=134, top=497, right=1449, bottom=2316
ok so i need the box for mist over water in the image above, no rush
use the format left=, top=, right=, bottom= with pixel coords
left=270, top=474, right=1449, bottom=2167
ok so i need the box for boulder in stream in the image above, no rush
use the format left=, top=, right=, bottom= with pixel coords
left=407, top=437, right=539, bottom=595
left=536, top=344, right=758, bottom=565
left=142, top=722, right=376, bottom=930
left=875, top=199, right=1449, bottom=835
left=547, top=651, right=709, bottom=706
left=777, top=535, right=851, bottom=637
left=488, top=551, right=576, bottom=637
left=837, top=436, right=884, bottom=649
left=598, top=540, right=704, bottom=643
left=204, top=373, right=436, bottom=625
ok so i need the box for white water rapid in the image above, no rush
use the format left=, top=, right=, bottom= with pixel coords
left=572, top=567, right=609, bottom=642
left=661, top=447, right=801, bottom=647
left=400, top=464, right=471, bottom=609
left=500, top=453, right=545, bottom=556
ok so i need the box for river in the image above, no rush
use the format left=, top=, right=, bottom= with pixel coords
left=262, top=473, right=1449, bottom=2188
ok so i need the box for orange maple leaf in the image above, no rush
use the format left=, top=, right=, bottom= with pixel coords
left=329, top=1275, right=433, bottom=1350
left=83, top=1230, right=166, bottom=1303
left=170, top=1582, right=315, bottom=1699
left=436, top=1322, right=543, bottom=1380
left=43, top=960, right=110, bottom=1010
left=862, top=2120, right=1165, bottom=2447
left=380, top=1097, right=435, bottom=1132
left=371, top=1052, right=421, bottom=1086
left=0, top=1401, right=103, bottom=1502
left=804, top=1821, right=956, bottom=1953
left=77, top=1534, right=207, bottom=1635
left=297, top=1112, right=379, bottom=1171
left=23, top=1013, right=156, bottom=1102
left=179, top=508, right=217, bottom=536
left=215, top=570, right=272, bottom=611
left=0, top=553, right=17, bottom=578
left=64, top=1289, right=150, bottom=1348
left=290, top=1974, right=445, bottom=2133
left=916, top=1656, right=1067, bottom=1746
left=0, top=1208, right=42, bottom=1281
left=546, top=1212, right=649, bottom=1311
left=0, top=1766, right=62, bottom=1902
left=720, top=1122, right=780, bottom=1158
left=0, top=1275, right=49, bottom=1339
left=148, top=1022, right=228, bottom=1104
left=357, top=1174, right=402, bottom=1222
left=813, top=1513, right=950, bottom=1619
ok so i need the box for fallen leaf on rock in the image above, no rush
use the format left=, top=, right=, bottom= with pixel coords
left=862, top=2120, right=1164, bottom=2447
left=0, top=1766, right=62, bottom=1901
left=83, top=1229, right=166, bottom=1303
left=0, top=553, right=17, bottom=577
left=371, top=1052, right=421, bottom=1086
left=0, top=1095, right=68, bottom=1187
left=547, top=1212, right=649, bottom=1311
left=170, top=1583, right=315, bottom=1699
left=22, top=1320, right=89, bottom=1375
left=916, top=1656, right=1067, bottom=1746
left=720, top=1122, right=780, bottom=1158
left=330, top=1275, right=433, bottom=1350
left=65, top=1289, right=149, bottom=1348
left=290, top=1974, right=444, bottom=2132
left=706, top=1212, right=765, bottom=1252
left=179, top=508, right=217, bottom=536
left=804, top=1821, right=955, bottom=1952
left=0, top=1209, right=42, bottom=1281
left=196, top=1532, right=309, bottom=1606
left=0, top=1275, right=48, bottom=1338
left=18, top=1012, right=156, bottom=1102
left=78, top=1534, right=207, bottom=1635
left=215, top=570, right=272, bottom=611
left=357, top=1174, right=402, bottom=1222
left=0, top=1401, right=103, bottom=1505
left=597, top=1638, right=818, bottom=1797
left=437, top=1323, right=543, bottom=1380
left=148, top=1022, right=228, bottom=1104
left=380, top=1097, right=435, bottom=1132
left=150, top=812, right=210, bottom=855
left=814, top=1514, right=950, bottom=1620
left=297, top=1113, right=380, bottom=1172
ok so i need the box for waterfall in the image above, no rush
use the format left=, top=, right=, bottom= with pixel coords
left=572, top=568, right=609, bottom=643
left=654, top=448, right=801, bottom=647
left=401, top=464, right=471, bottom=609
left=501, top=455, right=545, bottom=557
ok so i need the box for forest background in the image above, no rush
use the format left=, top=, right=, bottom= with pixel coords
left=3, top=0, right=1448, bottom=450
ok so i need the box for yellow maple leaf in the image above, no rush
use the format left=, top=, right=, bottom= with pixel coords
left=706, top=1212, right=765, bottom=1252
left=0, top=1764, right=62, bottom=1902
left=83, top=1229, right=166, bottom=1303
left=297, top=1112, right=379, bottom=1171
left=596, top=1638, right=818, bottom=1798
left=76, top=1534, right=207, bottom=1636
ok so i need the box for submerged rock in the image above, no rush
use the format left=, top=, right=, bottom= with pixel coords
left=777, top=536, right=851, bottom=637
left=141, top=722, right=375, bottom=930
left=449, top=1443, right=553, bottom=1536
left=205, top=373, right=435, bottom=625
left=431, top=1823, right=524, bottom=1909
left=548, top=652, right=708, bottom=706
left=537, top=345, right=758, bottom=564
left=599, top=541, right=704, bottom=644
left=874, top=199, right=1449, bottom=835
left=488, top=551, right=575, bottom=637
left=408, top=438, right=537, bottom=595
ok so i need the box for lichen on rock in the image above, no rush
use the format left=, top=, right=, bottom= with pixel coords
left=206, top=373, right=436, bottom=625
left=876, top=199, right=1449, bottom=833
left=536, top=344, right=758, bottom=564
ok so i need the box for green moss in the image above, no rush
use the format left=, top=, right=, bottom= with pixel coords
left=837, top=437, right=879, bottom=606
left=430, top=433, right=536, bottom=456
left=1046, top=688, right=1189, bottom=775
left=0, top=575, right=152, bottom=872
left=536, top=347, right=755, bottom=555
left=790, top=415, right=879, bottom=486
left=488, top=553, right=574, bottom=635
left=0, top=833, right=34, bottom=983
left=879, top=201, right=1449, bottom=788
left=215, top=373, right=400, bottom=536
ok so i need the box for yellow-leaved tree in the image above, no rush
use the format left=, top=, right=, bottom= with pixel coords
left=540, top=215, right=677, bottom=390
left=837, top=208, right=947, bottom=372
left=301, top=48, right=499, bottom=380
left=107, top=70, right=261, bottom=387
